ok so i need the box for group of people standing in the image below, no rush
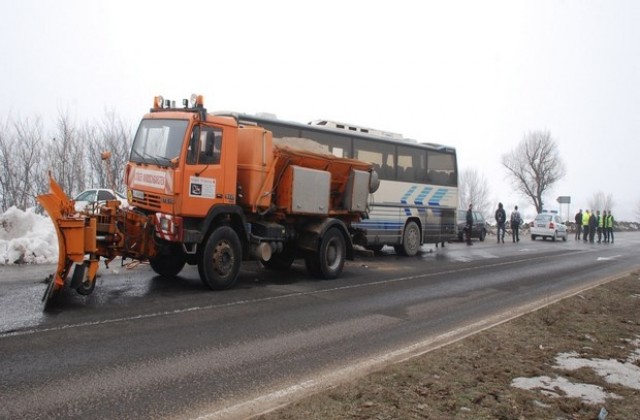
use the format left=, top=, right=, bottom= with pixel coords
left=466, top=204, right=615, bottom=245
left=465, top=202, right=522, bottom=245
left=574, top=209, right=615, bottom=243
left=494, top=202, right=521, bottom=243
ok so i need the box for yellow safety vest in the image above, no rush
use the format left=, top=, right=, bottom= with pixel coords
left=606, top=215, right=613, bottom=228
left=582, top=212, right=590, bottom=226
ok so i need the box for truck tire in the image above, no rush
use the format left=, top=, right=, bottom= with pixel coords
left=305, top=227, right=346, bottom=279
left=149, top=245, right=186, bottom=278
left=395, top=221, right=420, bottom=257
left=72, top=262, right=97, bottom=296
left=199, top=226, right=242, bottom=290
left=76, top=277, right=96, bottom=296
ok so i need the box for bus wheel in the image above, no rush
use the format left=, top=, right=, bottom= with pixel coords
left=199, top=226, right=242, bottom=290
left=396, top=221, right=421, bottom=257
left=305, top=227, right=346, bottom=279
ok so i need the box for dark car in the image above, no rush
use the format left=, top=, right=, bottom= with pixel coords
left=457, top=209, right=487, bottom=241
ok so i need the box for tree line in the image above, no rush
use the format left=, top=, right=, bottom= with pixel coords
left=3, top=116, right=630, bottom=221
left=0, top=111, right=132, bottom=212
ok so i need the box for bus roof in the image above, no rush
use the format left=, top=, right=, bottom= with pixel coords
left=213, top=111, right=456, bottom=154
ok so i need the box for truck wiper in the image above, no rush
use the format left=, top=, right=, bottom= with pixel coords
left=131, top=148, right=168, bottom=167
left=131, top=148, right=145, bottom=162
left=152, top=155, right=173, bottom=167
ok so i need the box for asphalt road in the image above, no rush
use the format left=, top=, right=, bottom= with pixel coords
left=1, top=232, right=639, bottom=419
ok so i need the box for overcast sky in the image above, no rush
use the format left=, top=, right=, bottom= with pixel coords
left=2, top=0, right=639, bottom=220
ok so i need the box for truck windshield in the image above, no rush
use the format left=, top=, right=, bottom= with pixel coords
left=130, top=119, right=188, bottom=166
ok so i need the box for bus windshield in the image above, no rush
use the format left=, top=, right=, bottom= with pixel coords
left=130, top=119, right=188, bottom=166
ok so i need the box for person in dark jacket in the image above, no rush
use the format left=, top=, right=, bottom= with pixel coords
left=465, top=204, right=474, bottom=245
left=495, top=202, right=506, bottom=243
left=510, top=205, right=521, bottom=242
left=574, top=209, right=583, bottom=240
left=588, top=211, right=597, bottom=243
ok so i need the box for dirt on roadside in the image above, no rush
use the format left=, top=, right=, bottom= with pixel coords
left=256, top=272, right=640, bottom=419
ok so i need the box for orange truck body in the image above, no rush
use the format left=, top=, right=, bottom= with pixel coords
left=38, top=95, right=376, bottom=309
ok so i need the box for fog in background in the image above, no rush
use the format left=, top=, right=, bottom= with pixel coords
left=2, top=0, right=639, bottom=220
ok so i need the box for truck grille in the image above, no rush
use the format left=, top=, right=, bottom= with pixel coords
left=131, top=192, right=162, bottom=211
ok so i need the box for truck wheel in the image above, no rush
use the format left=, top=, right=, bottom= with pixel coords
left=305, top=227, right=346, bottom=279
left=479, top=230, right=486, bottom=242
left=395, top=221, right=420, bottom=256
left=76, top=277, right=96, bottom=295
left=71, top=262, right=96, bottom=296
left=262, top=246, right=296, bottom=270
left=149, top=245, right=186, bottom=278
left=199, top=226, right=242, bottom=290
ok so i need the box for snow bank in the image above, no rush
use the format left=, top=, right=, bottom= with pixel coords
left=0, top=207, right=58, bottom=264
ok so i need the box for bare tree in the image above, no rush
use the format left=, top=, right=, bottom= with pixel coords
left=48, top=110, right=86, bottom=197
left=84, top=110, right=133, bottom=192
left=501, top=130, right=566, bottom=214
left=458, top=168, right=491, bottom=218
left=82, top=123, right=104, bottom=188
left=0, top=117, right=13, bottom=211
left=588, top=191, right=615, bottom=213
left=0, top=109, right=134, bottom=212
left=0, top=116, right=47, bottom=211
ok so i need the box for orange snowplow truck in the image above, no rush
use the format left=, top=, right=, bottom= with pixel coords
left=38, top=95, right=379, bottom=309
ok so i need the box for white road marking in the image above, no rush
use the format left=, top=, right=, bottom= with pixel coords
left=597, top=255, right=622, bottom=261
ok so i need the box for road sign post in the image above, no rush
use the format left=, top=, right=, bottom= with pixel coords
left=556, top=196, right=571, bottom=221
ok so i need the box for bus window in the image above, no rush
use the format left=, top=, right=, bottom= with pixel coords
left=427, top=151, right=457, bottom=186
left=301, top=130, right=352, bottom=158
left=397, top=145, right=426, bottom=182
left=260, top=122, right=300, bottom=138
left=354, top=139, right=395, bottom=180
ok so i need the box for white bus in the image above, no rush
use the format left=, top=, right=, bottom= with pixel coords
left=222, top=113, right=458, bottom=256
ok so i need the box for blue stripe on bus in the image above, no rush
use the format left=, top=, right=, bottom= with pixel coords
left=414, top=186, right=433, bottom=205
left=400, top=185, right=417, bottom=204
left=428, top=188, right=447, bottom=206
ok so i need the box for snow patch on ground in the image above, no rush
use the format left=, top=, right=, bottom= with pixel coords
left=0, top=207, right=58, bottom=264
left=555, top=351, right=640, bottom=390
left=512, top=337, right=640, bottom=404
left=511, top=375, right=620, bottom=405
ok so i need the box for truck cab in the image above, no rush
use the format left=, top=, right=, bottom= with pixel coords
left=125, top=97, right=240, bottom=243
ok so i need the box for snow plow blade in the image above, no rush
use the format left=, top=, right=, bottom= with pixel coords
left=37, top=175, right=99, bottom=310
